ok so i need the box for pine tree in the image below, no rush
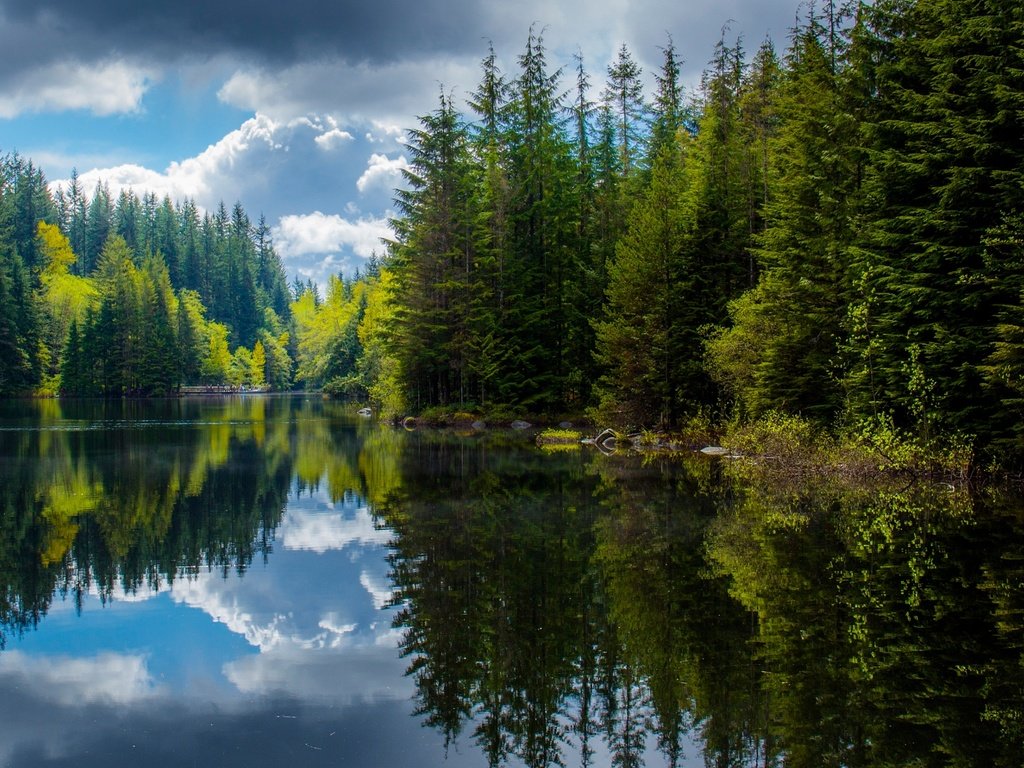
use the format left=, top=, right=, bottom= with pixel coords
left=61, top=317, right=90, bottom=395
left=710, top=11, right=860, bottom=420
left=603, top=44, right=647, bottom=178
left=648, top=36, right=687, bottom=164
left=563, top=50, right=601, bottom=407
left=501, top=28, right=579, bottom=408
left=138, top=256, right=179, bottom=395
left=466, top=44, right=512, bottom=407
left=0, top=251, right=39, bottom=394
left=390, top=90, right=479, bottom=407
left=154, top=196, right=181, bottom=285
left=849, top=0, right=1024, bottom=447
left=176, top=292, right=201, bottom=386
left=83, top=182, right=113, bottom=274
left=593, top=133, right=693, bottom=428
left=115, top=188, right=141, bottom=255
left=64, top=169, right=88, bottom=266
left=92, top=234, right=141, bottom=394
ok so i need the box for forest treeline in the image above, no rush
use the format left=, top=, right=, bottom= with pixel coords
left=380, top=0, right=1024, bottom=462
left=0, top=155, right=387, bottom=397
left=1, top=0, right=1022, bottom=461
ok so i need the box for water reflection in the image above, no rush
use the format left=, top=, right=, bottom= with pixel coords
left=0, top=397, right=1021, bottom=766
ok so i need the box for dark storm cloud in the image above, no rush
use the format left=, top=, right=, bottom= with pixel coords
left=0, top=0, right=485, bottom=67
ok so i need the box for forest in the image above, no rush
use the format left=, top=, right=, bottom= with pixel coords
left=1, top=0, right=1022, bottom=461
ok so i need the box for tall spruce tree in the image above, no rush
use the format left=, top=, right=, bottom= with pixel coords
left=83, top=182, right=113, bottom=275
left=390, top=91, right=479, bottom=407
left=502, top=28, right=579, bottom=408
left=593, top=132, right=693, bottom=427
left=709, top=10, right=860, bottom=420
left=603, top=43, right=647, bottom=178
left=849, top=0, right=1024, bottom=448
left=138, top=256, right=179, bottom=395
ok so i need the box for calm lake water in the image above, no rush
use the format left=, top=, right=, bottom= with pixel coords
left=0, top=395, right=1021, bottom=767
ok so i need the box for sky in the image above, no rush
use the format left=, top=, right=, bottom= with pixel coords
left=0, top=0, right=799, bottom=289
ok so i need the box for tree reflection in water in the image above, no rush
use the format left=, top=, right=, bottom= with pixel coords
left=0, top=398, right=1022, bottom=766
left=382, top=441, right=1024, bottom=767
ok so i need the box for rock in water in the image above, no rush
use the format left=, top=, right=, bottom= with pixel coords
left=700, top=446, right=731, bottom=456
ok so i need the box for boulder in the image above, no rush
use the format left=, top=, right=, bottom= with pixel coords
left=700, top=446, right=733, bottom=456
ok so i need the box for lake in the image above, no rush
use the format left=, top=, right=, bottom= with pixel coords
left=0, top=395, right=1021, bottom=767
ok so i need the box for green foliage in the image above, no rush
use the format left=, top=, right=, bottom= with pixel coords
left=2, top=3, right=1024, bottom=467
left=592, top=136, right=694, bottom=429
left=846, top=0, right=1024, bottom=449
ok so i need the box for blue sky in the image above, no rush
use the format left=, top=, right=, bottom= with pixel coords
left=0, top=0, right=798, bottom=289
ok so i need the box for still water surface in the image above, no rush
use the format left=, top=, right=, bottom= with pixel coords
left=0, top=396, right=1021, bottom=767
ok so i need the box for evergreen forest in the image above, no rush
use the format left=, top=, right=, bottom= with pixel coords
left=1, top=0, right=1023, bottom=463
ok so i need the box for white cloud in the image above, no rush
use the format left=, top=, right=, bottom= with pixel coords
left=366, top=120, right=406, bottom=145
left=50, top=112, right=288, bottom=206
left=171, top=572, right=290, bottom=652
left=273, top=211, right=392, bottom=260
left=0, top=651, right=159, bottom=706
left=315, top=128, right=355, bottom=150
left=281, top=506, right=393, bottom=554
left=0, top=59, right=153, bottom=118
left=356, top=153, right=409, bottom=194
left=360, top=570, right=396, bottom=611
left=223, top=642, right=412, bottom=703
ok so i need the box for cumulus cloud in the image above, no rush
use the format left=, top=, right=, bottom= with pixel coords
left=223, top=642, right=412, bottom=704
left=0, top=59, right=152, bottom=118
left=0, top=651, right=159, bottom=706
left=48, top=112, right=376, bottom=215
left=316, top=127, right=355, bottom=150
left=50, top=113, right=288, bottom=205
left=281, top=506, right=393, bottom=554
left=356, top=153, right=409, bottom=194
left=172, top=573, right=290, bottom=652
left=360, top=570, right=396, bottom=611
left=366, top=121, right=405, bottom=144
left=273, top=211, right=391, bottom=260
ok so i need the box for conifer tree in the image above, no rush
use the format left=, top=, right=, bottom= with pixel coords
left=593, top=132, right=693, bottom=427
left=709, top=11, right=860, bottom=420
left=390, top=90, right=478, bottom=407
left=138, top=256, right=179, bottom=395
left=563, top=50, right=601, bottom=407
left=502, top=28, right=579, bottom=408
left=115, top=189, right=141, bottom=255
left=176, top=293, right=202, bottom=386
left=0, top=250, right=39, bottom=394
left=92, top=234, right=141, bottom=394
left=648, top=36, right=687, bottom=164
left=154, top=196, right=181, bottom=285
left=848, top=0, right=1024, bottom=446
left=60, top=318, right=85, bottom=395
left=83, top=182, right=113, bottom=274
left=466, top=44, right=512, bottom=407
left=63, top=169, right=88, bottom=265
left=603, top=44, right=647, bottom=178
